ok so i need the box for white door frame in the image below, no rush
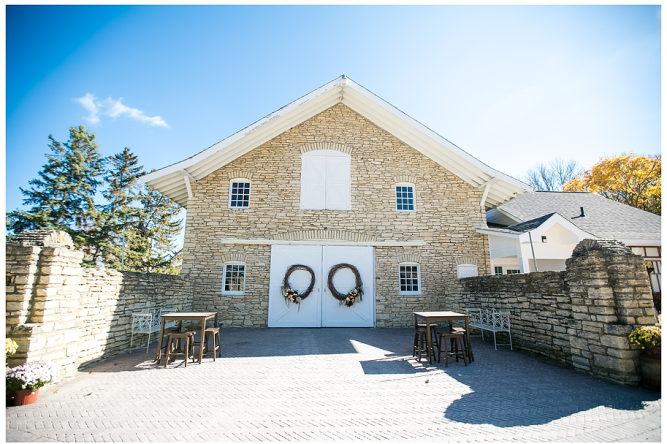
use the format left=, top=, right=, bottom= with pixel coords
left=267, top=245, right=375, bottom=327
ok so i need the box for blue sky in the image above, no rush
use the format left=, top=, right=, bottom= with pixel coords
left=5, top=5, right=661, bottom=214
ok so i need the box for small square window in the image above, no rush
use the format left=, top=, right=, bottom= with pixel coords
left=646, top=247, right=660, bottom=257
left=399, top=264, right=421, bottom=295
left=631, top=247, right=645, bottom=256
left=229, top=180, right=250, bottom=208
left=222, top=263, right=245, bottom=295
left=494, top=266, right=504, bottom=275
left=395, top=184, right=416, bottom=212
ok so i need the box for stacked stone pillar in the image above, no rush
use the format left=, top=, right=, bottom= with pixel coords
left=7, top=230, right=195, bottom=381
left=565, top=239, right=657, bottom=385
left=6, top=230, right=86, bottom=379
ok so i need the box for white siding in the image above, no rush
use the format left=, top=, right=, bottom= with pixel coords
left=488, top=235, right=518, bottom=259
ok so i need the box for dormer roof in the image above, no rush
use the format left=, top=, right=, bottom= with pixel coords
left=142, top=75, right=532, bottom=208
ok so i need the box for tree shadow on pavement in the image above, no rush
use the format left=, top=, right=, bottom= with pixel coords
left=440, top=339, right=661, bottom=427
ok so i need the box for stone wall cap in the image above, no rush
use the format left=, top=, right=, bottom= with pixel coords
left=571, top=239, right=633, bottom=258
left=8, top=230, right=74, bottom=249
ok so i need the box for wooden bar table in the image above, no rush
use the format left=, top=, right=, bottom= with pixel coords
left=413, top=311, right=474, bottom=364
left=155, top=312, right=218, bottom=365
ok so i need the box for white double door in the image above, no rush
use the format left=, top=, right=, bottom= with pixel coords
left=267, top=245, right=375, bottom=327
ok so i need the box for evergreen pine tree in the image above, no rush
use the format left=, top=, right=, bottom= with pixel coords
left=7, top=126, right=104, bottom=251
left=8, top=127, right=183, bottom=274
left=91, top=148, right=144, bottom=267
left=129, top=185, right=183, bottom=274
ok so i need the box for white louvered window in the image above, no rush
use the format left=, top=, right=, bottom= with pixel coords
left=399, top=263, right=421, bottom=295
left=395, top=183, right=416, bottom=212
left=457, top=264, right=478, bottom=279
left=222, top=262, right=246, bottom=295
left=300, top=150, right=351, bottom=210
left=228, top=179, right=251, bottom=209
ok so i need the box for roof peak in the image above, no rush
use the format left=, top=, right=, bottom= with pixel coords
left=143, top=76, right=531, bottom=208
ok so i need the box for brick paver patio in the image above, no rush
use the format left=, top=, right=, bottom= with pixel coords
left=6, top=328, right=661, bottom=442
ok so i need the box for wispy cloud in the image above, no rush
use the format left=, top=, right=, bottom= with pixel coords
left=75, top=93, right=169, bottom=128
left=76, top=93, right=101, bottom=124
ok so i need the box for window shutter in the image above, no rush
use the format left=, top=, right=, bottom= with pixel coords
left=457, top=264, right=478, bottom=279
left=300, top=155, right=326, bottom=209
left=325, top=155, right=351, bottom=210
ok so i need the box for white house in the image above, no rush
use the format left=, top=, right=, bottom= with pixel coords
left=477, top=191, right=661, bottom=295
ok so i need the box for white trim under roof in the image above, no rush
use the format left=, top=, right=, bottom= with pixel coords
left=475, top=228, right=523, bottom=239
left=220, top=238, right=426, bottom=247
left=142, top=75, right=532, bottom=208
left=619, top=239, right=662, bottom=246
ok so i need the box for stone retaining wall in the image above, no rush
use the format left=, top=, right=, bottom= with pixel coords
left=444, top=238, right=657, bottom=385
left=6, top=230, right=193, bottom=380
left=6, top=230, right=658, bottom=386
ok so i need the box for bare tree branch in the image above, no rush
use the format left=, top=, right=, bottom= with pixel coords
left=523, top=158, right=583, bottom=191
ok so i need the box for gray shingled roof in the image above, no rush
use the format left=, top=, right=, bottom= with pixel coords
left=504, top=213, right=557, bottom=233
left=490, top=192, right=660, bottom=240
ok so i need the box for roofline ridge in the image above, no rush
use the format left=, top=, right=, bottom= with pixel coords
left=143, top=76, right=345, bottom=180
left=346, top=78, right=532, bottom=192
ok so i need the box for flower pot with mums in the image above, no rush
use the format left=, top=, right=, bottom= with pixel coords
left=6, top=360, right=58, bottom=406
left=629, top=326, right=661, bottom=391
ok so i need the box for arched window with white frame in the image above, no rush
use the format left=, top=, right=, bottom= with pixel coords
left=395, top=182, right=416, bottom=212
left=228, top=178, right=251, bottom=209
left=398, top=262, right=421, bottom=295
left=222, top=262, right=246, bottom=295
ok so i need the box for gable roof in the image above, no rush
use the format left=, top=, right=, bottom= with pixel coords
left=502, top=213, right=558, bottom=233
left=487, top=192, right=661, bottom=242
left=477, top=212, right=595, bottom=240
left=142, top=75, right=532, bottom=208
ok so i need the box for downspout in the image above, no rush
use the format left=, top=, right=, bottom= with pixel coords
left=528, top=231, right=538, bottom=272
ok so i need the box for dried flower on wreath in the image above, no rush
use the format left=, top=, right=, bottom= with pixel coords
left=327, top=263, right=364, bottom=307
left=281, top=264, right=316, bottom=309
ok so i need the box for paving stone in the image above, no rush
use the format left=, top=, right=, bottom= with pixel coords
left=6, top=328, right=661, bottom=442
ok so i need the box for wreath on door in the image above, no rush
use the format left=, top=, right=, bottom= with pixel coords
left=281, top=264, right=316, bottom=308
left=327, top=263, right=364, bottom=307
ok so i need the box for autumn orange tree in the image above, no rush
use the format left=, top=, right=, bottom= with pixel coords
left=563, top=154, right=661, bottom=215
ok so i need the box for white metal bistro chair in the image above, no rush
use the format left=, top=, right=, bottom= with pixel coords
left=130, top=309, right=153, bottom=353
left=130, top=307, right=178, bottom=353
left=465, top=307, right=513, bottom=350
left=490, top=309, right=512, bottom=350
